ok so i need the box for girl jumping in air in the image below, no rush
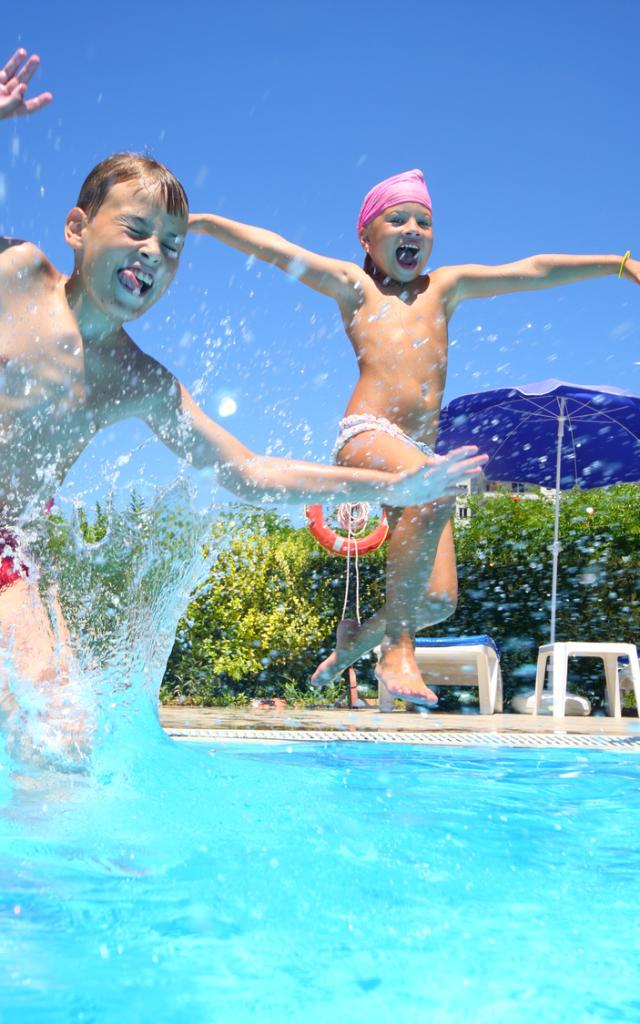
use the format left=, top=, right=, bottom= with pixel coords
left=190, top=169, right=638, bottom=710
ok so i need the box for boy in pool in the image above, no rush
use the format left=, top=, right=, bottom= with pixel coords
left=0, top=49, right=486, bottom=716
left=189, top=170, right=639, bottom=710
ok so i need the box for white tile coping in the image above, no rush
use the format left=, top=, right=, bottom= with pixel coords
left=167, top=727, right=640, bottom=750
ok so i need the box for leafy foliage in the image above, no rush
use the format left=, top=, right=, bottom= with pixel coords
left=163, top=486, right=640, bottom=709
left=35, top=492, right=211, bottom=675
left=161, top=505, right=386, bottom=704
left=35, top=486, right=640, bottom=710
left=445, top=485, right=640, bottom=707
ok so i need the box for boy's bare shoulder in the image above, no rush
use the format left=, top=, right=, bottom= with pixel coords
left=116, top=331, right=180, bottom=404
left=0, top=239, right=56, bottom=283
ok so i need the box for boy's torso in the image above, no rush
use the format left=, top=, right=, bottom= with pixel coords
left=341, top=268, right=452, bottom=447
left=0, top=244, right=155, bottom=521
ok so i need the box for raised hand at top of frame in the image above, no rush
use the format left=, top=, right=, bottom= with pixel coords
left=0, top=48, right=52, bottom=120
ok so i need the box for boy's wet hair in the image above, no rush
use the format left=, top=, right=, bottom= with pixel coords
left=76, top=152, right=189, bottom=219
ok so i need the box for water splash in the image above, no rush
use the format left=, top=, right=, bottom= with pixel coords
left=1, top=478, right=218, bottom=778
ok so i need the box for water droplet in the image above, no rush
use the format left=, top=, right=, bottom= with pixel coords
left=217, top=396, right=237, bottom=418
left=287, top=257, right=307, bottom=280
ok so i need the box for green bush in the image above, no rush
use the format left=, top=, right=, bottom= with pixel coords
left=35, top=485, right=640, bottom=710
left=161, top=506, right=387, bottom=704
left=443, top=485, right=640, bottom=707
left=163, top=486, right=639, bottom=709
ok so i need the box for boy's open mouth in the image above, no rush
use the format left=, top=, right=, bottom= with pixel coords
left=395, top=244, right=420, bottom=269
left=117, top=267, right=154, bottom=298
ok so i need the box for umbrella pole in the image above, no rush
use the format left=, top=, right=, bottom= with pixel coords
left=549, top=398, right=566, bottom=646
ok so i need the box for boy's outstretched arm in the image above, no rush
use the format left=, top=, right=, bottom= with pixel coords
left=0, top=48, right=52, bottom=119
left=444, top=252, right=639, bottom=311
left=141, top=366, right=487, bottom=507
left=188, top=212, right=363, bottom=304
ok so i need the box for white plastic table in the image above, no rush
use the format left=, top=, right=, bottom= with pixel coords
left=534, top=642, right=640, bottom=719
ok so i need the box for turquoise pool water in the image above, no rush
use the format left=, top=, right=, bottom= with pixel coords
left=1, top=738, right=639, bottom=1023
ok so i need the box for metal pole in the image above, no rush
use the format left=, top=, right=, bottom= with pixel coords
left=549, top=398, right=566, bottom=645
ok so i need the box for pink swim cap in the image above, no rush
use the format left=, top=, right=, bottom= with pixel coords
left=357, top=169, right=432, bottom=235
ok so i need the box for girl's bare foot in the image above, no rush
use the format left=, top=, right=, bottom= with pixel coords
left=310, top=618, right=362, bottom=687
left=375, top=642, right=438, bottom=711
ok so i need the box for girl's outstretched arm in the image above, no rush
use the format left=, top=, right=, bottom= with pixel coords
left=189, top=212, right=364, bottom=304
left=442, top=252, right=639, bottom=310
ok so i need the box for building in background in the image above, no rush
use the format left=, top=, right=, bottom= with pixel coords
left=454, top=473, right=547, bottom=520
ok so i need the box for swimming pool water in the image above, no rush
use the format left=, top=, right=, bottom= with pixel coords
left=1, top=739, right=639, bottom=1023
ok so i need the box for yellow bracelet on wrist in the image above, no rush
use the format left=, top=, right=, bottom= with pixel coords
left=618, top=250, right=631, bottom=278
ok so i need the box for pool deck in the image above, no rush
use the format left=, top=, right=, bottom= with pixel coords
left=160, top=705, right=640, bottom=749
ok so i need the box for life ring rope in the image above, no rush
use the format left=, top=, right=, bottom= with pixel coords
left=304, top=503, right=389, bottom=558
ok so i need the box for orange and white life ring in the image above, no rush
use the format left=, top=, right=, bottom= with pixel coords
left=305, top=504, right=389, bottom=557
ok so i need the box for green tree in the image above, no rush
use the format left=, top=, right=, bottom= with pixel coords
left=161, top=505, right=387, bottom=704
left=447, top=485, right=640, bottom=707
left=34, top=485, right=640, bottom=711
left=35, top=492, right=212, bottom=668
left=163, top=486, right=639, bottom=709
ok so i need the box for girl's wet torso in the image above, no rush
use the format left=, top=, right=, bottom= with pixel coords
left=340, top=270, right=451, bottom=447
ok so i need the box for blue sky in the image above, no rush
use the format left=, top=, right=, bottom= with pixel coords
left=3, top=1, right=640, bottom=509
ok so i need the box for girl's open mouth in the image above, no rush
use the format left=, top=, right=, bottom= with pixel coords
left=395, top=244, right=420, bottom=269
left=117, top=267, right=154, bottom=298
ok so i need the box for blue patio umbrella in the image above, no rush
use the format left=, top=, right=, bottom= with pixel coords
left=436, top=379, right=640, bottom=643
